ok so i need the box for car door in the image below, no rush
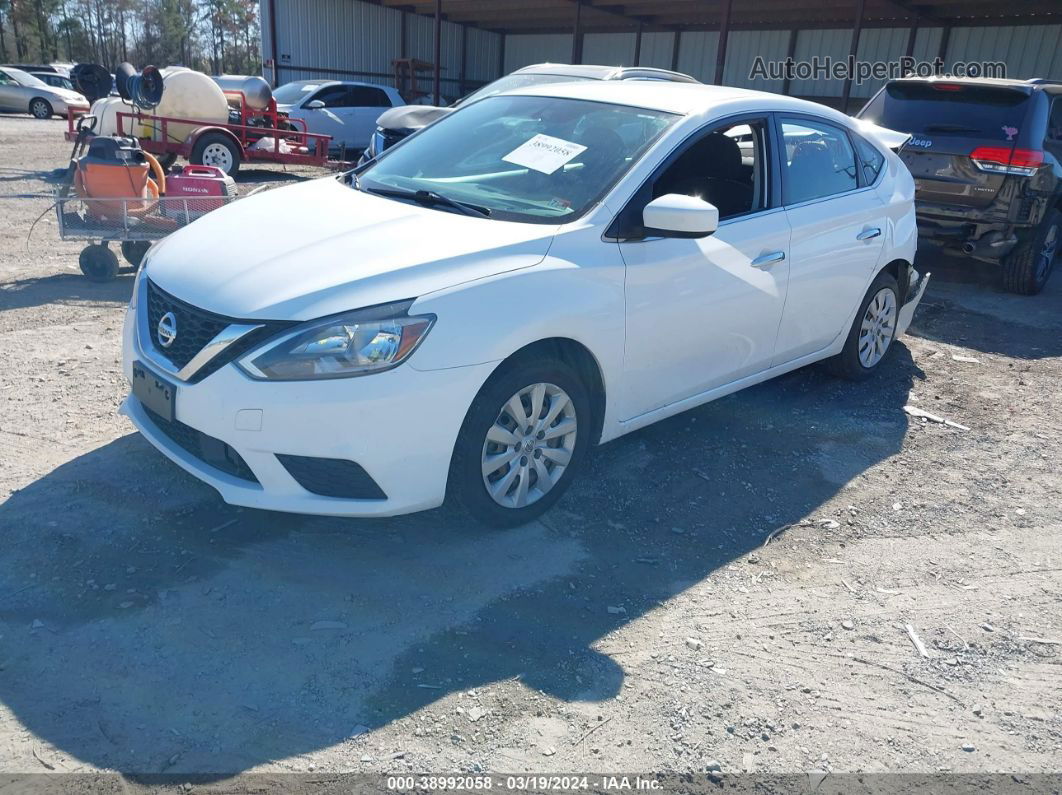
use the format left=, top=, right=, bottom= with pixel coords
left=772, top=116, right=888, bottom=365
left=347, top=85, right=393, bottom=149
left=0, top=70, right=20, bottom=111
left=299, top=84, right=356, bottom=150
left=614, top=117, right=791, bottom=421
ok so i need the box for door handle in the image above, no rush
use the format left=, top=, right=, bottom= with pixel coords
left=857, top=227, right=882, bottom=241
left=751, top=251, right=785, bottom=268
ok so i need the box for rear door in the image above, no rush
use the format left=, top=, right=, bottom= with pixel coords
left=774, top=116, right=887, bottom=364
left=858, top=81, right=1036, bottom=211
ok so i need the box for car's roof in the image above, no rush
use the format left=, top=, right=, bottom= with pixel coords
left=513, top=62, right=696, bottom=83
left=503, top=79, right=853, bottom=122
left=282, top=79, right=391, bottom=89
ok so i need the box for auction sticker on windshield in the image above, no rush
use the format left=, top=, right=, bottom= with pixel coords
left=503, top=134, right=587, bottom=175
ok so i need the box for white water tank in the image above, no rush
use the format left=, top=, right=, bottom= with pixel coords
left=136, top=67, right=230, bottom=143
left=88, top=96, right=127, bottom=137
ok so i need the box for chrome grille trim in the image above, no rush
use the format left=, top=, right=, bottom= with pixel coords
left=136, top=275, right=264, bottom=383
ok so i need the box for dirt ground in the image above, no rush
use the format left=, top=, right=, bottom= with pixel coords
left=0, top=113, right=1060, bottom=782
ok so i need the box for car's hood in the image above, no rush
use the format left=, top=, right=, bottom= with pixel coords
left=375, top=104, right=452, bottom=133
left=145, top=177, right=557, bottom=321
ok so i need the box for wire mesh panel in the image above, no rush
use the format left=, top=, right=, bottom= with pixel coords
left=55, top=194, right=237, bottom=242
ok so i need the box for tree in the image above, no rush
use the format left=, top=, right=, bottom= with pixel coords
left=3, top=0, right=260, bottom=74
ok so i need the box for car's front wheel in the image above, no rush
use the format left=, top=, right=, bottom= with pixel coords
left=450, top=353, right=592, bottom=528
left=29, top=98, right=53, bottom=119
left=827, top=270, right=900, bottom=381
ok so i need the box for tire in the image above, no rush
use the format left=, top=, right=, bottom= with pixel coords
left=121, top=240, right=151, bottom=269
left=1002, top=209, right=1060, bottom=295
left=826, top=270, right=901, bottom=381
left=449, top=354, right=593, bottom=528
left=29, top=98, right=53, bottom=119
left=79, top=244, right=120, bottom=282
left=190, top=132, right=241, bottom=176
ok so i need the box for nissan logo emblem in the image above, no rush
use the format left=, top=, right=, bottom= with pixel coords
left=157, top=312, right=178, bottom=348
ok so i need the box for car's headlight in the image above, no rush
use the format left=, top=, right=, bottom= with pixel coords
left=369, top=128, right=385, bottom=157
left=236, top=300, right=435, bottom=381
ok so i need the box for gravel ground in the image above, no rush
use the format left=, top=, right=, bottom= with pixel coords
left=0, top=113, right=1060, bottom=780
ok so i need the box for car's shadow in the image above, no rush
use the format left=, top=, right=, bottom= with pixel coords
left=234, top=168, right=314, bottom=186
left=0, top=271, right=134, bottom=312
left=910, top=251, right=1062, bottom=359
left=0, top=348, right=921, bottom=775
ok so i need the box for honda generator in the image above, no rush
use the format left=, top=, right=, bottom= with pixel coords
left=163, top=165, right=237, bottom=219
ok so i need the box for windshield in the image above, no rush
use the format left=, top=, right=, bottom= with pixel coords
left=272, top=81, right=322, bottom=105
left=859, top=82, right=1032, bottom=141
left=7, top=68, right=49, bottom=89
left=359, top=95, right=677, bottom=224
left=457, top=73, right=595, bottom=107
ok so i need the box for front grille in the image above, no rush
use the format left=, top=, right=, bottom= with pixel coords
left=146, top=279, right=229, bottom=370
left=381, top=128, right=410, bottom=151
left=145, top=279, right=292, bottom=382
left=276, top=454, right=386, bottom=500
left=141, top=405, right=259, bottom=483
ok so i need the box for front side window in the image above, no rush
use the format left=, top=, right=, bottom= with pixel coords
left=359, top=95, right=677, bottom=224
left=308, top=85, right=350, bottom=108
left=780, top=118, right=858, bottom=205
left=652, top=119, right=768, bottom=220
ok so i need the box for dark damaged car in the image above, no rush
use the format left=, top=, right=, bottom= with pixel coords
left=858, top=77, right=1062, bottom=294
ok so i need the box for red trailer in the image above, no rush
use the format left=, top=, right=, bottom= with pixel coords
left=65, top=90, right=346, bottom=175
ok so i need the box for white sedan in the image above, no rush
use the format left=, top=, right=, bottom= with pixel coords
left=122, top=81, right=927, bottom=527
left=272, top=79, right=405, bottom=152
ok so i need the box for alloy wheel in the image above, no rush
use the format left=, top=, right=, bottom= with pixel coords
left=30, top=100, right=50, bottom=119
left=481, top=382, right=578, bottom=509
left=858, top=287, right=896, bottom=368
left=1035, top=223, right=1058, bottom=284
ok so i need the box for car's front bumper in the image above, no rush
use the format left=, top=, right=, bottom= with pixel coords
left=121, top=301, right=495, bottom=517
left=51, top=97, right=88, bottom=116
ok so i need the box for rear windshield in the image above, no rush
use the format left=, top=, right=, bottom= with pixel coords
left=859, top=82, right=1031, bottom=141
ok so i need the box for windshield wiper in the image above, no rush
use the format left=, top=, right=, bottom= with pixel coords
left=364, top=186, right=491, bottom=218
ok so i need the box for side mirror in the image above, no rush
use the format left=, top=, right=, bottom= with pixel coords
left=305, top=99, right=325, bottom=110
left=642, top=193, right=719, bottom=238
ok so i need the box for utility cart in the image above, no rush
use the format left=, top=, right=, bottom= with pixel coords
left=56, top=194, right=238, bottom=282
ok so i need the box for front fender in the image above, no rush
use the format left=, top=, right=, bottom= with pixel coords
left=408, top=233, right=626, bottom=427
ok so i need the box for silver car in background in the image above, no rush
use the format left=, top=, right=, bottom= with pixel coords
left=0, top=66, right=89, bottom=118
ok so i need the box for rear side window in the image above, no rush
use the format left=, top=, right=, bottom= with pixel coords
left=1049, top=98, right=1062, bottom=141
left=853, top=134, right=885, bottom=185
left=349, top=86, right=391, bottom=107
left=780, top=118, right=858, bottom=205
left=859, top=82, right=1032, bottom=142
